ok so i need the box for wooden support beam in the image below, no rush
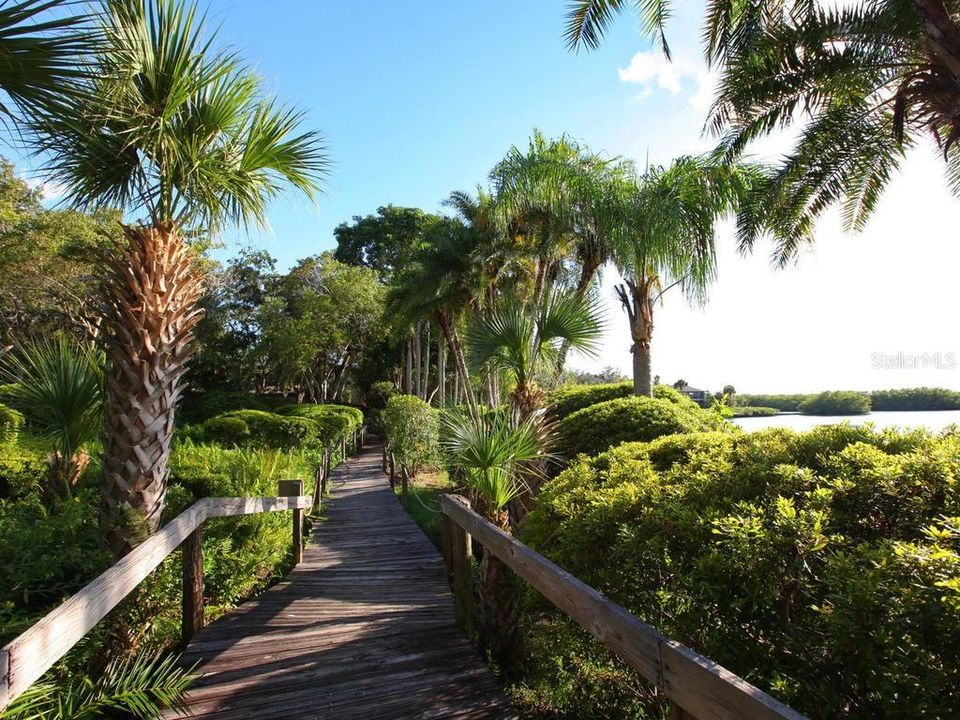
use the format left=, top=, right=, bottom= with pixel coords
left=440, top=512, right=454, bottom=578
left=279, top=480, right=305, bottom=565
left=181, top=526, right=204, bottom=645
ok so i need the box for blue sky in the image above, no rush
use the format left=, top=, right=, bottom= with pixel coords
left=11, top=1, right=960, bottom=392
left=197, top=0, right=697, bottom=268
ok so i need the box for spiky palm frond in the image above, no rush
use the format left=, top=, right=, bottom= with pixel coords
left=1, top=650, right=194, bottom=719
left=0, top=0, right=95, bottom=123
left=29, top=0, right=328, bottom=231
left=440, top=408, right=545, bottom=514
left=0, top=335, right=103, bottom=462
left=564, top=0, right=671, bottom=57
left=467, top=288, right=604, bottom=390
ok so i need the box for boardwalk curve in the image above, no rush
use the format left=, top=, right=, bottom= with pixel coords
left=170, top=443, right=517, bottom=719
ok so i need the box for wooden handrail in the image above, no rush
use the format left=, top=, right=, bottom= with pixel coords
left=439, top=494, right=807, bottom=720
left=0, top=489, right=311, bottom=711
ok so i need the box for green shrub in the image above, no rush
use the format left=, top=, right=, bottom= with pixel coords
left=277, top=403, right=363, bottom=448
left=0, top=402, right=24, bottom=446
left=522, top=425, right=960, bottom=719
left=196, top=410, right=317, bottom=450
left=556, top=395, right=723, bottom=459
left=870, top=386, right=960, bottom=411
left=731, top=406, right=780, bottom=417
left=735, top=393, right=810, bottom=411
left=382, top=395, right=439, bottom=476
left=0, top=489, right=108, bottom=624
left=799, top=390, right=871, bottom=416
left=178, top=390, right=269, bottom=424
left=548, top=382, right=634, bottom=421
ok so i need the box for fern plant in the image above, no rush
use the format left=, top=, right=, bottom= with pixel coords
left=1, top=650, right=194, bottom=720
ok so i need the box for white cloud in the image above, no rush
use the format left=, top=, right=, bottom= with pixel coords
left=617, top=50, right=714, bottom=114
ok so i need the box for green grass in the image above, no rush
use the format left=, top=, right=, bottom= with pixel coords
left=393, top=468, right=454, bottom=548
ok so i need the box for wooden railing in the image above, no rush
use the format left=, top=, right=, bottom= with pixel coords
left=0, top=484, right=311, bottom=711
left=439, top=494, right=808, bottom=720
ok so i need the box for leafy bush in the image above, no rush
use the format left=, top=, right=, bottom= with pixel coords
left=178, top=390, right=269, bottom=424
left=548, top=382, right=634, bottom=421
left=870, top=386, right=960, bottom=411
left=799, top=390, right=871, bottom=416
left=522, top=425, right=960, bottom=719
left=0, top=402, right=24, bottom=446
left=279, top=403, right=363, bottom=430
left=556, top=395, right=723, bottom=459
left=382, top=394, right=439, bottom=477
left=731, top=406, right=780, bottom=417
left=195, top=410, right=317, bottom=450
left=0, top=490, right=108, bottom=626
left=735, top=393, right=810, bottom=411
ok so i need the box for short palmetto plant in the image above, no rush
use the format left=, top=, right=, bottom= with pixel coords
left=467, top=288, right=604, bottom=419
left=1, top=649, right=194, bottom=720
left=564, top=0, right=960, bottom=263
left=29, top=0, right=327, bottom=556
left=0, top=335, right=104, bottom=502
left=441, top=408, right=547, bottom=666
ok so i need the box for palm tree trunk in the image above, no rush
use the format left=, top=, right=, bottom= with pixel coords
left=437, top=312, right=475, bottom=413
left=438, top=335, right=446, bottom=407
left=98, top=223, right=203, bottom=557
left=479, top=511, right=519, bottom=668
left=404, top=335, right=413, bottom=394
left=414, top=323, right=422, bottom=399
left=616, top=279, right=655, bottom=398
left=422, top=322, right=431, bottom=401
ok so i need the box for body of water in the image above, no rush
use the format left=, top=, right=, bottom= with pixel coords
left=732, top=410, right=960, bottom=432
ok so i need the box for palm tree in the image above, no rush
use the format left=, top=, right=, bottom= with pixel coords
left=440, top=408, right=546, bottom=667
left=612, top=154, right=759, bottom=397
left=30, top=0, right=327, bottom=555
left=467, top=288, right=604, bottom=419
left=0, top=336, right=103, bottom=502
left=388, top=216, right=490, bottom=415
left=563, top=0, right=960, bottom=264
left=0, top=0, right=94, bottom=124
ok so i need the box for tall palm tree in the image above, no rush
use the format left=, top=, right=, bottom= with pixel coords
left=563, top=0, right=960, bottom=264
left=30, top=0, right=327, bottom=555
left=388, top=216, right=491, bottom=415
left=441, top=408, right=546, bottom=666
left=0, top=0, right=94, bottom=124
left=467, top=287, right=604, bottom=419
left=613, top=154, right=759, bottom=397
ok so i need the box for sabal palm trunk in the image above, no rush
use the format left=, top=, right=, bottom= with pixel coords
left=479, top=510, right=519, bottom=668
left=98, top=223, right=203, bottom=557
left=555, top=258, right=601, bottom=373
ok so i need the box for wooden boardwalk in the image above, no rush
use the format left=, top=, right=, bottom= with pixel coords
left=170, top=443, right=517, bottom=720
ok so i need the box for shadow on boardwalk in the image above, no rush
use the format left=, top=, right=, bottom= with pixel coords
left=168, top=442, right=517, bottom=720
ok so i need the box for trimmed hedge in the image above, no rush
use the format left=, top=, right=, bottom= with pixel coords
left=799, top=391, right=871, bottom=416
left=523, top=425, right=960, bottom=719
left=179, top=390, right=269, bottom=424
left=195, top=410, right=317, bottom=449
left=556, top=395, right=722, bottom=459
left=548, top=382, right=634, bottom=422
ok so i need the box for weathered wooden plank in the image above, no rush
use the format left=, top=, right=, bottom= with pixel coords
left=440, top=494, right=807, bottom=720
left=168, top=445, right=514, bottom=719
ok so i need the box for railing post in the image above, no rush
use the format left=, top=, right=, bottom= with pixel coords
left=382, top=443, right=388, bottom=473
left=182, top=525, right=204, bottom=645
left=440, top=512, right=453, bottom=577
left=400, top=466, right=409, bottom=508
left=388, top=453, right=396, bottom=489
left=446, top=497, right=473, bottom=633
left=312, top=464, right=323, bottom=515
left=278, top=480, right=304, bottom=565
left=669, top=702, right=698, bottom=720
left=322, top=446, right=331, bottom=496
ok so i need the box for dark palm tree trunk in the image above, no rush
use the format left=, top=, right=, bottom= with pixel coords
left=479, top=510, right=519, bottom=668
left=555, top=257, right=602, bottom=374
left=98, top=223, right=203, bottom=557
left=438, top=335, right=446, bottom=407
left=414, top=323, right=422, bottom=399
left=404, top=335, right=413, bottom=394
